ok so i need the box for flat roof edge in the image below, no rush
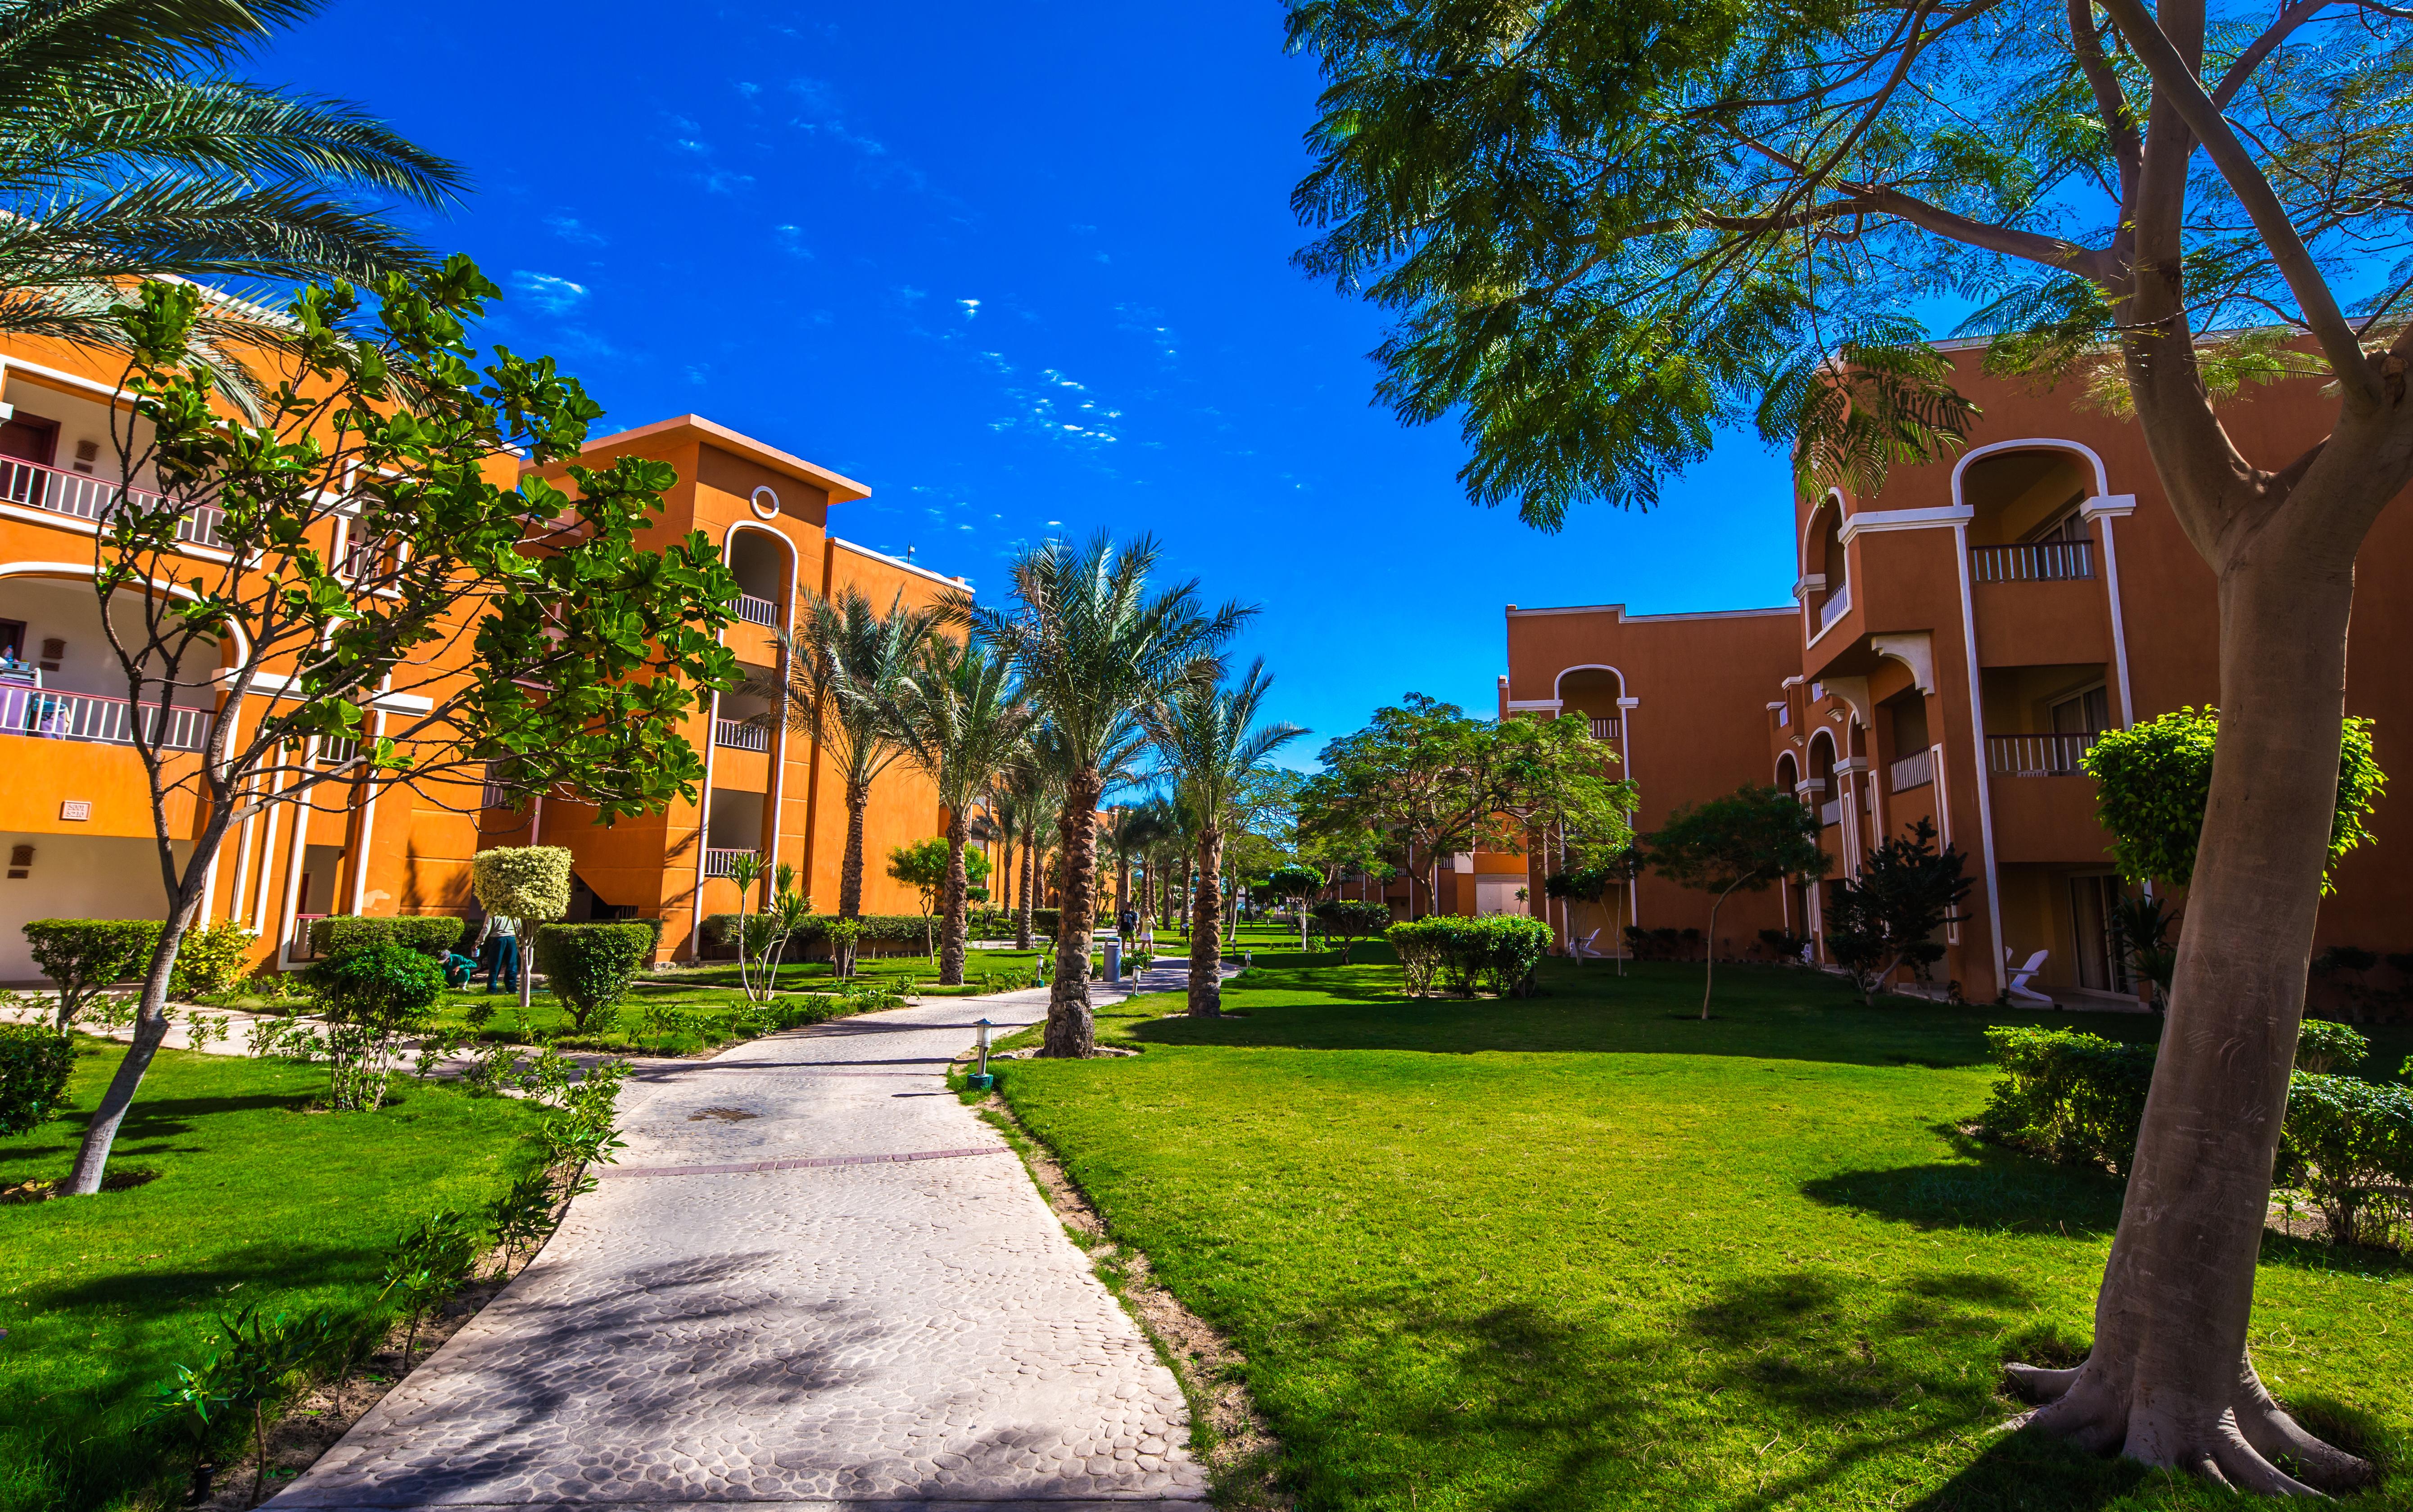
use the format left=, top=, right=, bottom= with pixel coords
left=829, top=537, right=970, bottom=590
left=1508, top=603, right=1795, bottom=622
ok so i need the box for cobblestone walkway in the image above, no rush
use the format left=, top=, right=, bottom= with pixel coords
left=276, top=969, right=1208, bottom=1511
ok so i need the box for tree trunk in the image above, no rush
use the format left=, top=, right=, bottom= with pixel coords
left=939, top=808, right=971, bottom=987
left=1700, top=889, right=1730, bottom=1020
left=1016, top=831, right=1036, bottom=951
left=1041, top=766, right=1103, bottom=1057
left=1188, top=829, right=1224, bottom=1016
left=65, top=895, right=199, bottom=1195
left=839, top=779, right=870, bottom=919
left=2006, top=503, right=2377, bottom=1492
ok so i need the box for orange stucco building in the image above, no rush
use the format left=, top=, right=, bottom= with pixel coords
left=1495, top=348, right=2412, bottom=1006
left=0, top=336, right=977, bottom=982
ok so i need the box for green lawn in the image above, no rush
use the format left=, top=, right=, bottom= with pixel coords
left=989, top=958, right=2413, bottom=1511
left=0, top=1040, right=545, bottom=1512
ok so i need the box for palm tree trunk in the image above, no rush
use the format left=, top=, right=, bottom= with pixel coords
left=1042, top=766, right=1104, bottom=1056
left=1016, top=831, right=1035, bottom=951
left=839, top=778, right=870, bottom=919
left=1188, top=828, right=1224, bottom=1016
left=939, top=807, right=972, bottom=987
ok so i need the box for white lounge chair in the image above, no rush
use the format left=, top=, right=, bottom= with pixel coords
left=2005, top=949, right=2053, bottom=1006
left=1570, top=928, right=1601, bottom=961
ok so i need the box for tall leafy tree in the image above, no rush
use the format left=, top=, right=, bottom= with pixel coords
left=64, top=264, right=738, bottom=1196
left=764, top=587, right=936, bottom=919
left=954, top=533, right=1252, bottom=1056
left=1299, top=694, right=1510, bottom=917
left=894, top=638, right=1032, bottom=984
left=1146, top=660, right=1308, bottom=1014
left=1646, top=787, right=1832, bottom=1019
left=1289, top=0, right=2413, bottom=1482
left=0, top=0, right=467, bottom=366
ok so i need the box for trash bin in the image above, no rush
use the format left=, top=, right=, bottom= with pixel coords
left=1103, top=938, right=1123, bottom=984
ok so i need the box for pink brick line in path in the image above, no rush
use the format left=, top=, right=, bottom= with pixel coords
left=596, top=1145, right=1014, bottom=1180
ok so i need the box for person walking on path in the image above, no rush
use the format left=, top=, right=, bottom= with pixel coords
left=475, top=913, right=521, bottom=996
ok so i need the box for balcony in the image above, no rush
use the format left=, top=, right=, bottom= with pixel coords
left=1987, top=733, right=2098, bottom=776
left=731, top=593, right=779, bottom=628
left=1819, top=797, right=1843, bottom=827
left=1888, top=747, right=1934, bottom=792
left=1971, top=540, right=2093, bottom=583
left=0, top=684, right=208, bottom=751
left=0, top=456, right=226, bottom=550
left=714, top=718, right=770, bottom=752
left=1816, top=580, right=1852, bottom=634
left=702, top=847, right=757, bottom=879
left=1588, top=716, right=1622, bottom=742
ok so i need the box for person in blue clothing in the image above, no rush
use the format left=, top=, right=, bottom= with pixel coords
left=475, top=913, right=521, bottom=995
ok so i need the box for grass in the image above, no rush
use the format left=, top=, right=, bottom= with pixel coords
left=988, top=957, right=2413, bottom=1511
left=0, top=1039, right=546, bottom=1512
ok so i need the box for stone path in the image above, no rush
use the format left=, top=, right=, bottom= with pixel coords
left=275, top=967, right=1209, bottom=1511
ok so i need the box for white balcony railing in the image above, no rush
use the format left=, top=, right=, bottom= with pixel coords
left=714, top=718, right=770, bottom=751
left=0, top=456, right=226, bottom=550
left=0, top=684, right=208, bottom=751
left=732, top=593, right=779, bottom=627
left=1589, top=716, right=1621, bottom=742
left=1971, top=540, right=2094, bottom=582
left=1819, top=797, right=1843, bottom=827
left=1816, top=579, right=1852, bottom=632
left=1988, top=732, right=2100, bottom=776
left=702, top=847, right=757, bottom=879
left=1888, top=747, right=1935, bottom=792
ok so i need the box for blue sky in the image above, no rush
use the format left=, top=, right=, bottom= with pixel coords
left=255, top=0, right=1797, bottom=759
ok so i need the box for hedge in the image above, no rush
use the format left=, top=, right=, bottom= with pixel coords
left=309, top=914, right=470, bottom=959
left=1984, top=1025, right=2413, bottom=1245
left=534, top=922, right=657, bottom=1032
left=703, top=913, right=1045, bottom=960
left=1388, top=914, right=1555, bottom=998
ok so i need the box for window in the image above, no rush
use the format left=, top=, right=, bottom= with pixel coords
left=2049, top=685, right=2110, bottom=737
left=2021, top=495, right=2091, bottom=544
left=2069, top=875, right=2131, bottom=993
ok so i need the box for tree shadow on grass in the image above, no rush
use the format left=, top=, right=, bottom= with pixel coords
left=1800, top=1149, right=2126, bottom=1239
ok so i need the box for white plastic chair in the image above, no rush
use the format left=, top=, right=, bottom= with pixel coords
left=1570, top=928, right=1601, bottom=962
left=2005, top=949, right=2053, bottom=1005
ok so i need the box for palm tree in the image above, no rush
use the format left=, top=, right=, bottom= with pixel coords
left=895, top=637, right=1032, bottom=985
left=1105, top=797, right=1173, bottom=927
left=954, top=533, right=1252, bottom=1056
left=763, top=586, right=937, bottom=918
left=992, top=747, right=1055, bottom=950
left=1146, top=661, right=1306, bottom=1015
left=0, top=0, right=468, bottom=362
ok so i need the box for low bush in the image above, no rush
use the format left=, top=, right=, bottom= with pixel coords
left=2296, top=1019, right=2370, bottom=1073
left=306, top=942, right=445, bottom=1111
left=23, top=918, right=161, bottom=1030
left=308, top=914, right=470, bottom=960
left=2277, top=1074, right=2413, bottom=1245
left=0, top=1023, right=77, bottom=1135
left=533, top=923, right=656, bottom=1034
left=702, top=912, right=996, bottom=960
left=1979, top=1027, right=2157, bottom=1171
left=168, top=920, right=259, bottom=999
left=1387, top=915, right=1557, bottom=999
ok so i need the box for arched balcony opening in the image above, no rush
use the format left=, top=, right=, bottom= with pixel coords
left=724, top=528, right=791, bottom=634
left=1809, top=502, right=1849, bottom=634
left=1554, top=666, right=1625, bottom=744
left=1806, top=730, right=1840, bottom=828
left=1961, top=447, right=2097, bottom=580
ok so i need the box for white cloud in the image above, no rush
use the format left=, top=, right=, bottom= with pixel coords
left=545, top=215, right=606, bottom=246
left=512, top=271, right=589, bottom=314
left=958, top=298, right=981, bottom=320
left=735, top=81, right=761, bottom=99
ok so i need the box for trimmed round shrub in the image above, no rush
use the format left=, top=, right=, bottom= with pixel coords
left=1979, top=1027, right=2157, bottom=1171
left=2295, top=1019, right=2370, bottom=1074
left=308, top=914, right=468, bottom=960
left=534, top=922, right=656, bottom=1033
left=0, top=1024, right=76, bottom=1136
left=470, top=846, right=573, bottom=922
left=23, top=918, right=162, bottom=1029
left=1312, top=900, right=1394, bottom=963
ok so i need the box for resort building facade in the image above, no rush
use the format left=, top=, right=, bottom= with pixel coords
left=0, top=334, right=972, bottom=983
left=1497, top=352, right=2413, bottom=1006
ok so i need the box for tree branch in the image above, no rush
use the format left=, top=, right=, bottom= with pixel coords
left=2097, top=0, right=2376, bottom=400
left=2209, top=0, right=2332, bottom=110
